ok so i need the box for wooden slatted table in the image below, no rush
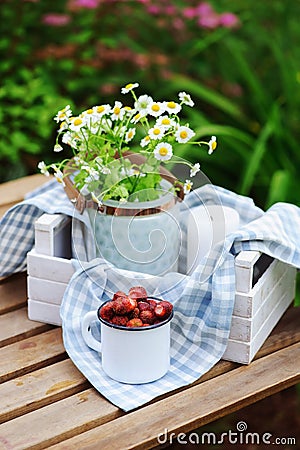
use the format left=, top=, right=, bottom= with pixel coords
left=0, top=175, right=300, bottom=449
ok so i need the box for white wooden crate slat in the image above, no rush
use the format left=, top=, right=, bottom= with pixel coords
left=27, top=276, right=68, bottom=306
left=229, top=265, right=296, bottom=342
left=233, top=258, right=287, bottom=318
left=28, top=299, right=62, bottom=326
left=34, top=213, right=72, bottom=258
left=27, top=249, right=75, bottom=284
left=223, top=276, right=296, bottom=364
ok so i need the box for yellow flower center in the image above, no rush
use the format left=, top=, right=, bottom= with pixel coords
left=124, top=106, right=132, bottom=111
left=114, top=107, right=121, bottom=115
left=60, top=121, right=66, bottom=129
left=86, top=109, right=93, bottom=114
left=151, top=104, right=160, bottom=112
left=125, top=83, right=134, bottom=90
left=159, top=147, right=168, bottom=156
left=167, top=101, right=176, bottom=109
left=145, top=135, right=150, bottom=141
left=133, top=113, right=141, bottom=121
left=97, top=105, right=105, bottom=113
left=128, top=131, right=133, bottom=138
left=73, top=118, right=83, bottom=126
left=211, top=141, right=217, bottom=151
left=180, top=130, right=188, bottom=139
left=162, top=118, right=170, bottom=125
left=153, top=128, right=161, bottom=135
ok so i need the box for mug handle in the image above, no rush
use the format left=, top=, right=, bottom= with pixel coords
left=81, top=310, right=102, bottom=352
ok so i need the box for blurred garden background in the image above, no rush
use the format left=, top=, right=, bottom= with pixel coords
left=1, top=0, right=299, bottom=445
left=1, top=0, right=300, bottom=210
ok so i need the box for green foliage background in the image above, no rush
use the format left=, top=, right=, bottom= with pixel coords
left=1, top=0, right=299, bottom=211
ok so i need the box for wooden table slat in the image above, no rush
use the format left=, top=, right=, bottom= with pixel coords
left=0, top=306, right=52, bottom=348
left=0, top=328, right=66, bottom=383
left=0, top=174, right=299, bottom=450
left=0, top=388, right=122, bottom=450
left=0, top=273, right=27, bottom=313
left=49, top=342, right=300, bottom=450
left=0, top=359, right=89, bottom=424
left=0, top=174, right=47, bottom=211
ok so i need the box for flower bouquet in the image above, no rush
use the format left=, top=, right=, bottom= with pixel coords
left=39, top=83, right=217, bottom=275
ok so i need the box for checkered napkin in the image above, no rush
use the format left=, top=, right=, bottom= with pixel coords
left=0, top=179, right=95, bottom=278
left=1, top=180, right=300, bottom=412
left=60, top=187, right=300, bottom=412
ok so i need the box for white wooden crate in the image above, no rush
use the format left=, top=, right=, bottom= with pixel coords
left=27, top=213, right=297, bottom=363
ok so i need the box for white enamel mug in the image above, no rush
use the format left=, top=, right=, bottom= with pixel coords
left=81, top=299, right=173, bottom=384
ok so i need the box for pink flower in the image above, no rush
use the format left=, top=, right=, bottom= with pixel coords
left=198, top=13, right=220, bottom=29
left=219, top=12, right=240, bottom=28
left=196, top=2, right=214, bottom=17
left=42, top=14, right=71, bottom=26
left=72, top=0, right=99, bottom=8
left=183, top=7, right=197, bottom=19
left=147, top=5, right=160, bottom=15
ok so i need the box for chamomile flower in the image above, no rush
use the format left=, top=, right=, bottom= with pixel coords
left=148, top=125, right=165, bottom=140
left=121, top=82, right=139, bottom=94
left=38, top=161, right=50, bottom=176
left=111, top=101, right=125, bottom=121
left=147, top=101, right=165, bottom=117
left=53, top=144, right=63, bottom=153
left=190, top=163, right=201, bottom=177
left=54, top=105, right=72, bottom=123
left=184, top=179, right=193, bottom=194
left=92, top=104, right=111, bottom=117
left=134, top=94, right=153, bottom=115
left=154, top=142, right=173, bottom=161
left=164, top=100, right=181, bottom=115
left=131, top=112, right=142, bottom=124
left=140, top=135, right=151, bottom=147
left=54, top=170, right=66, bottom=187
left=156, top=115, right=175, bottom=129
left=208, top=136, right=217, bottom=154
left=178, top=92, right=194, bottom=107
left=69, top=117, right=85, bottom=132
left=175, top=126, right=195, bottom=143
left=125, top=128, right=136, bottom=143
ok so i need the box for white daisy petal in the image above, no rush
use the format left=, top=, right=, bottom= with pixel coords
left=121, top=82, right=139, bottom=94
left=148, top=125, right=165, bottom=140
left=190, top=163, right=201, bottom=177
left=147, top=101, right=165, bottom=117
left=153, top=142, right=173, bottom=161
left=178, top=91, right=194, bottom=107
left=175, top=125, right=195, bottom=143
left=163, top=100, right=182, bottom=115
left=184, top=179, right=193, bottom=194
left=208, top=135, right=217, bottom=154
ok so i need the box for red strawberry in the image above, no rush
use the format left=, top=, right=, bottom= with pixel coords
left=139, top=309, right=155, bottom=324
left=111, top=315, right=128, bottom=327
left=113, top=296, right=137, bottom=315
left=126, top=318, right=144, bottom=328
left=148, top=299, right=157, bottom=310
left=99, top=301, right=115, bottom=321
left=154, top=301, right=173, bottom=319
left=128, top=286, right=147, bottom=301
left=113, top=290, right=127, bottom=301
left=137, top=301, right=151, bottom=312
left=129, top=307, right=140, bottom=319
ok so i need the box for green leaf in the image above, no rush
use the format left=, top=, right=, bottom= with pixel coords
left=265, top=170, right=291, bottom=208
left=239, top=103, right=279, bottom=195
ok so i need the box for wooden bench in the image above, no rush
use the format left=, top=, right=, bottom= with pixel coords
left=0, top=175, right=300, bottom=449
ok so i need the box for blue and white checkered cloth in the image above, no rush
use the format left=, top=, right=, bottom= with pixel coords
left=1, top=180, right=300, bottom=411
